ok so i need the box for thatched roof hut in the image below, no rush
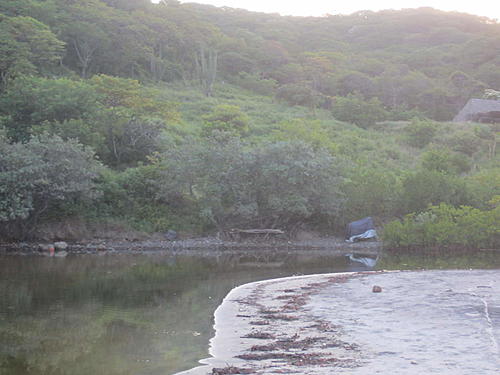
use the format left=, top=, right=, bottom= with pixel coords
left=453, top=98, right=500, bottom=123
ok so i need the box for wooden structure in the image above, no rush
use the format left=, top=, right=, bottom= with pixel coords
left=453, top=98, right=500, bottom=123
left=226, top=228, right=285, bottom=241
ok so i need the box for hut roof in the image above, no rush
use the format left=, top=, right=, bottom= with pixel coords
left=453, top=98, right=500, bottom=122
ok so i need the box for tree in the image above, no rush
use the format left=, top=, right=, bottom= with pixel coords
left=474, top=123, right=499, bottom=160
left=400, top=169, right=469, bottom=214
left=276, top=83, right=321, bottom=108
left=0, top=134, right=101, bottom=238
left=159, top=139, right=345, bottom=229
left=270, top=63, right=305, bottom=85
left=420, top=147, right=471, bottom=175
left=0, top=76, right=100, bottom=141
left=331, top=94, right=387, bottom=128
left=404, top=118, right=438, bottom=148
left=202, top=104, right=249, bottom=137
left=483, top=89, right=500, bottom=100
left=218, top=52, right=254, bottom=75
left=196, top=45, right=218, bottom=96
left=336, top=71, right=375, bottom=98
left=89, top=74, right=180, bottom=165
left=341, top=167, right=401, bottom=223
left=0, top=14, right=64, bottom=86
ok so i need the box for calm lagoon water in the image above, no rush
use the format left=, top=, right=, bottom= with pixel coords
left=0, top=251, right=363, bottom=375
left=0, top=250, right=499, bottom=375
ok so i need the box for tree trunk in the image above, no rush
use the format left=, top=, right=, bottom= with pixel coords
left=72, top=39, right=96, bottom=79
left=197, top=46, right=218, bottom=97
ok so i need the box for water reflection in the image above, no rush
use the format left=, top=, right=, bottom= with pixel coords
left=1, top=250, right=498, bottom=375
left=0, top=251, right=360, bottom=375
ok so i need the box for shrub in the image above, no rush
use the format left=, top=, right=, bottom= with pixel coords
left=231, top=72, right=278, bottom=96
left=341, top=167, right=401, bottom=223
left=404, top=118, right=438, bottom=148
left=420, top=147, right=471, bottom=174
left=383, top=203, right=499, bottom=250
left=276, top=83, right=320, bottom=107
left=202, top=104, right=249, bottom=137
left=0, top=134, right=101, bottom=238
left=466, top=168, right=500, bottom=209
left=331, top=94, right=388, bottom=128
left=159, top=138, right=345, bottom=230
left=400, top=169, right=469, bottom=214
left=0, top=76, right=100, bottom=141
left=94, top=165, right=201, bottom=233
left=444, top=130, right=483, bottom=156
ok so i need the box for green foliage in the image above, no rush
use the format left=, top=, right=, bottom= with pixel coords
left=404, top=118, right=438, bottom=148
left=420, top=147, right=471, bottom=174
left=1, top=2, right=498, bottom=120
left=159, top=138, right=345, bottom=229
left=383, top=203, right=499, bottom=250
left=331, top=94, right=388, bottom=128
left=230, top=72, right=278, bottom=96
left=400, top=170, right=469, bottom=214
left=276, top=83, right=320, bottom=107
left=270, top=119, right=334, bottom=151
left=32, top=118, right=106, bottom=152
left=466, top=168, right=500, bottom=209
left=0, top=13, right=64, bottom=85
left=0, top=76, right=99, bottom=141
left=88, top=75, right=180, bottom=166
left=94, top=165, right=202, bottom=233
left=341, top=167, right=401, bottom=223
left=443, top=129, right=483, bottom=156
left=202, top=104, right=249, bottom=136
left=336, top=71, right=376, bottom=98
left=0, top=2, right=499, bottom=240
left=0, top=134, right=101, bottom=237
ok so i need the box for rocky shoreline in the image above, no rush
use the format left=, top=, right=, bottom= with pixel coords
left=0, top=236, right=381, bottom=256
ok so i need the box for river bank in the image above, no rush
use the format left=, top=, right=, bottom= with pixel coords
left=178, top=269, right=500, bottom=375
left=0, top=236, right=381, bottom=255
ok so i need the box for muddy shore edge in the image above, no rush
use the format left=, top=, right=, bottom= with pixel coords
left=176, top=271, right=366, bottom=375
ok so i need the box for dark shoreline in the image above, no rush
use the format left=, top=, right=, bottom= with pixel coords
left=0, top=236, right=381, bottom=256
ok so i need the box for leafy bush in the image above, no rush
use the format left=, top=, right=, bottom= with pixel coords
left=276, top=83, right=320, bottom=107
left=420, top=147, right=471, bottom=174
left=383, top=203, right=499, bottom=250
left=400, top=169, right=469, bottom=214
left=444, top=130, right=483, bottom=156
left=466, top=168, right=500, bottom=209
left=0, top=76, right=99, bottom=141
left=341, top=167, right=401, bottom=223
left=404, top=118, right=438, bottom=148
left=230, top=72, right=278, bottom=96
left=159, top=138, right=345, bottom=230
left=331, top=94, right=388, bottom=128
left=94, top=165, right=201, bottom=233
left=0, top=134, right=101, bottom=238
left=202, top=104, right=249, bottom=136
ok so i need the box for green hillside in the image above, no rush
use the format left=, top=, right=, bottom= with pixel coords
left=0, top=1, right=498, bottom=249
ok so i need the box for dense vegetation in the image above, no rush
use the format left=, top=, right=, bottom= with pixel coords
left=0, top=0, right=498, bottom=248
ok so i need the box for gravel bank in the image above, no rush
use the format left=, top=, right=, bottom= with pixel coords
left=0, top=236, right=380, bottom=255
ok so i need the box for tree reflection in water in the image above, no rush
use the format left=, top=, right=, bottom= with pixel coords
left=0, top=252, right=354, bottom=375
left=1, top=250, right=497, bottom=375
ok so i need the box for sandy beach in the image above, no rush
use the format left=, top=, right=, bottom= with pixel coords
left=178, top=269, right=500, bottom=375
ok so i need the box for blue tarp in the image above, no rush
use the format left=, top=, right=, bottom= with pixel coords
left=345, top=217, right=377, bottom=243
